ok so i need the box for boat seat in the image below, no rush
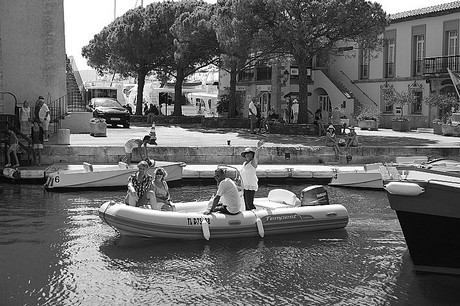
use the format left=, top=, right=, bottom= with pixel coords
left=83, top=162, right=93, bottom=172
left=118, top=162, right=129, bottom=169
left=268, top=189, right=300, bottom=206
left=364, top=162, right=383, bottom=171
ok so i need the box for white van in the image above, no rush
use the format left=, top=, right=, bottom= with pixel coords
left=188, top=93, right=218, bottom=116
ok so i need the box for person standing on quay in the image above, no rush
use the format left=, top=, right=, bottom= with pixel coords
left=248, top=98, right=258, bottom=134
left=291, top=99, right=299, bottom=123
left=31, top=120, right=44, bottom=165
left=240, top=140, right=264, bottom=210
left=20, top=100, right=32, bottom=137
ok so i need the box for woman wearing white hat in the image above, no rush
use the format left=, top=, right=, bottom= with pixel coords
left=240, top=140, right=264, bottom=210
left=325, top=125, right=342, bottom=158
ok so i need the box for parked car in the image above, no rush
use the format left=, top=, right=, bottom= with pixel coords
left=88, top=98, right=130, bottom=128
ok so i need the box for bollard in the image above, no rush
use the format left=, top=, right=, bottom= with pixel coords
left=57, top=129, right=70, bottom=145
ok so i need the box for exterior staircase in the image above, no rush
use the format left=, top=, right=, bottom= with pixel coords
left=66, top=70, right=86, bottom=112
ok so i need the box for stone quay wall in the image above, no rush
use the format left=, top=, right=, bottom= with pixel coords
left=39, top=145, right=460, bottom=165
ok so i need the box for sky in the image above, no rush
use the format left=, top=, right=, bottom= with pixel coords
left=64, top=0, right=455, bottom=71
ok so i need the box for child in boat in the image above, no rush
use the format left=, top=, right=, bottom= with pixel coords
left=125, top=160, right=156, bottom=209
left=152, top=167, right=174, bottom=211
left=123, top=135, right=151, bottom=164
left=240, top=139, right=264, bottom=210
left=5, top=128, right=20, bottom=167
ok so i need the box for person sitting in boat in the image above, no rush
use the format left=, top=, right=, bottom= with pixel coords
left=125, top=160, right=156, bottom=209
left=204, top=168, right=241, bottom=215
left=152, top=167, right=174, bottom=211
left=123, top=135, right=151, bottom=164
left=345, top=126, right=359, bottom=148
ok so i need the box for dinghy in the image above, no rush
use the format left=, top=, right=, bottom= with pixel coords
left=44, top=160, right=185, bottom=190
left=99, top=184, right=348, bottom=241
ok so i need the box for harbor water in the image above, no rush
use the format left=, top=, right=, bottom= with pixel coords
left=1, top=182, right=460, bottom=305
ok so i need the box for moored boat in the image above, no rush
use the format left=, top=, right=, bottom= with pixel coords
left=99, top=185, right=349, bottom=241
left=44, top=160, right=185, bottom=190
left=329, top=163, right=384, bottom=189
left=329, top=156, right=429, bottom=189
left=382, top=162, right=460, bottom=275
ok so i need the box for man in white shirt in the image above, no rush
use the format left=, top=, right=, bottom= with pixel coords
left=248, top=99, right=258, bottom=134
left=204, top=168, right=241, bottom=215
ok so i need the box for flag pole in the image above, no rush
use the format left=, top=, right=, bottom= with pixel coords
left=448, top=68, right=460, bottom=99
left=447, top=68, right=460, bottom=112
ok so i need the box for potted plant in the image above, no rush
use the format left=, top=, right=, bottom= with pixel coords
left=356, top=105, right=379, bottom=130
left=89, top=117, right=107, bottom=137
left=431, top=119, right=443, bottom=135
left=441, top=114, right=460, bottom=136
left=384, top=90, right=416, bottom=132
left=423, top=92, right=457, bottom=134
left=390, top=116, right=411, bottom=132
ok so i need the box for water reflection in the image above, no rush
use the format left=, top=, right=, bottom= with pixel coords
left=1, top=183, right=460, bottom=305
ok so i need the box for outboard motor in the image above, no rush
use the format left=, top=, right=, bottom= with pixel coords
left=300, top=185, right=329, bottom=206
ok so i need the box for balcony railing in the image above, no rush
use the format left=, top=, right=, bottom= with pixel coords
left=419, top=55, right=460, bottom=75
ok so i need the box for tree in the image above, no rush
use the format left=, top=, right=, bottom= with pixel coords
left=257, top=0, right=388, bottom=123
left=83, top=5, right=174, bottom=115
left=147, top=1, right=219, bottom=116
left=213, top=0, right=276, bottom=118
left=384, top=90, right=417, bottom=121
left=424, top=92, right=458, bottom=122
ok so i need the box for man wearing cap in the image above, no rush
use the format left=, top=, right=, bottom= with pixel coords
left=240, top=139, right=264, bottom=210
left=204, top=168, right=241, bottom=215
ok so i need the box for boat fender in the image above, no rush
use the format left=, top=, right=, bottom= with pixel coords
left=201, top=217, right=210, bottom=240
left=256, top=218, right=265, bottom=238
left=3, top=168, right=16, bottom=178
left=385, top=182, right=424, bottom=196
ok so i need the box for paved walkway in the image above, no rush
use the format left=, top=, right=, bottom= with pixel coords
left=49, top=123, right=460, bottom=148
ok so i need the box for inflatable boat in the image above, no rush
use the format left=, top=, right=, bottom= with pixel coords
left=99, top=185, right=349, bottom=241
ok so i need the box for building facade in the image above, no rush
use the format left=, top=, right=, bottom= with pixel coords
left=227, top=2, right=460, bottom=130
left=331, top=2, right=460, bottom=129
left=0, top=0, right=66, bottom=115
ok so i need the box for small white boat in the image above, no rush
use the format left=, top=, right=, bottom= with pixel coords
left=329, top=156, right=429, bottom=189
left=99, top=185, right=349, bottom=240
left=329, top=163, right=384, bottom=189
left=44, top=160, right=186, bottom=190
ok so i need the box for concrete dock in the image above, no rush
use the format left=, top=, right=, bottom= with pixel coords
left=38, top=123, right=460, bottom=165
